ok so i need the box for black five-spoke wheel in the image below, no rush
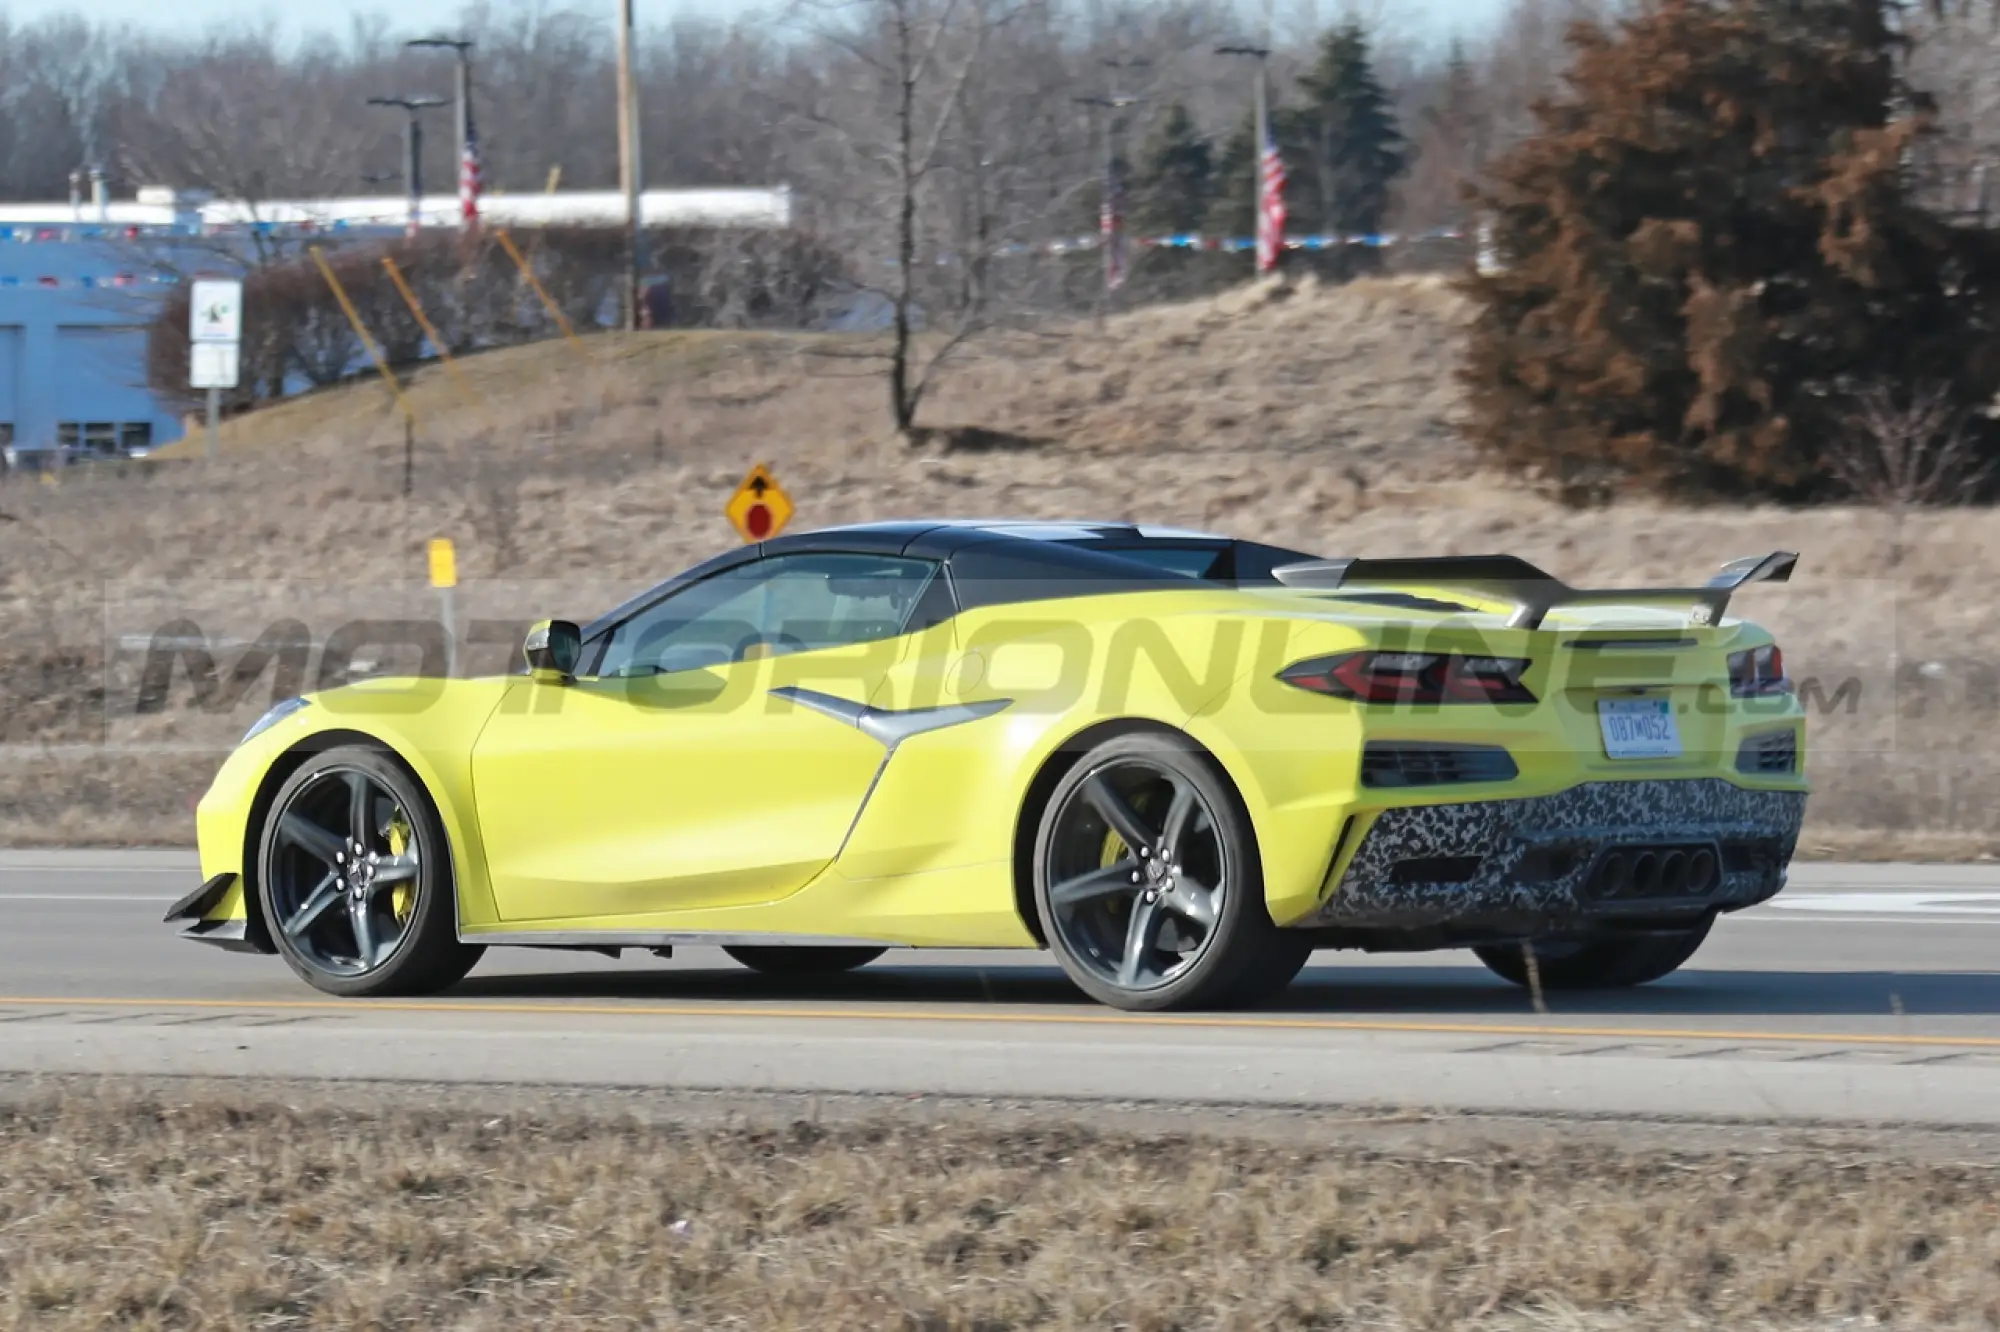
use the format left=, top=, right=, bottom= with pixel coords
left=257, top=745, right=482, bottom=997
left=1032, top=731, right=1310, bottom=1011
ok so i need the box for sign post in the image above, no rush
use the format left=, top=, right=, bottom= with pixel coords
left=725, top=463, right=795, bottom=543
left=188, top=278, right=244, bottom=460
left=428, top=538, right=459, bottom=677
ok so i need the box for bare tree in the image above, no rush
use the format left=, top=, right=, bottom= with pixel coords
left=0, top=15, right=118, bottom=201
left=1832, top=382, right=1998, bottom=508
left=785, top=0, right=999, bottom=438
left=786, top=0, right=1107, bottom=440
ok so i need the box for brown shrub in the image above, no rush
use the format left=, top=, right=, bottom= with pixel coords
left=1460, top=0, right=2000, bottom=504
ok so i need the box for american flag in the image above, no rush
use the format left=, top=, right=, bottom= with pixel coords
left=1256, top=129, right=1287, bottom=273
left=1101, top=155, right=1128, bottom=291
left=458, top=110, right=483, bottom=230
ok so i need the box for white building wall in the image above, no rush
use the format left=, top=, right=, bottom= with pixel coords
left=0, top=186, right=793, bottom=231
left=0, top=185, right=794, bottom=460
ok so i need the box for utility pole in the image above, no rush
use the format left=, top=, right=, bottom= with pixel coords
left=1217, top=44, right=1274, bottom=266
left=369, top=96, right=447, bottom=237
left=407, top=37, right=476, bottom=229
left=616, top=0, right=644, bottom=331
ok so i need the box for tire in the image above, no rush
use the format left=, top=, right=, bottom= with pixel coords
left=256, top=744, right=484, bottom=998
left=723, top=945, right=887, bottom=976
left=1474, top=915, right=1714, bottom=991
left=1031, top=730, right=1284, bottom=1012
left=1228, top=932, right=1317, bottom=1007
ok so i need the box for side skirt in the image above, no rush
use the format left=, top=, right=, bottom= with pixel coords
left=459, top=928, right=907, bottom=951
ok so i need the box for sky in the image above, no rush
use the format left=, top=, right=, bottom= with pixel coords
left=6, top=0, right=1508, bottom=45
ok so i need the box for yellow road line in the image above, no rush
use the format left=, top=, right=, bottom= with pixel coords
left=2, top=995, right=1999, bottom=1051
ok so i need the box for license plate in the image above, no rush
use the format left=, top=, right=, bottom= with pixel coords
left=1597, top=697, right=1682, bottom=759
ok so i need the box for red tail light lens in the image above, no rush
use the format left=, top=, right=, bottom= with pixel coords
left=1727, top=644, right=1790, bottom=697
left=1279, top=652, right=1537, bottom=704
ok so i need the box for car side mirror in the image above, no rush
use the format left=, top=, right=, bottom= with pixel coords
left=523, top=619, right=582, bottom=681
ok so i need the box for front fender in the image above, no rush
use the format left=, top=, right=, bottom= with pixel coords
left=193, top=678, right=514, bottom=931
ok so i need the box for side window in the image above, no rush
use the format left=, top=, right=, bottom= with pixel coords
left=595, top=554, right=941, bottom=677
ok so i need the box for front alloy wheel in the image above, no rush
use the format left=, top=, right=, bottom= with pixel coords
left=258, top=745, right=482, bottom=997
left=1032, top=732, right=1300, bottom=1011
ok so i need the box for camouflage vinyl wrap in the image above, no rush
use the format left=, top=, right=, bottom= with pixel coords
left=1304, top=779, right=1808, bottom=930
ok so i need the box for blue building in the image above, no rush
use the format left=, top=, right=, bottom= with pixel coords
left=0, top=234, right=187, bottom=461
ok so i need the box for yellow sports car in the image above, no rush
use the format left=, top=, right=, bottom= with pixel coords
left=165, top=520, right=1809, bottom=1011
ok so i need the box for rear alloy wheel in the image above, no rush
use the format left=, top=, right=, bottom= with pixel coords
left=1032, top=731, right=1292, bottom=1012
left=257, top=745, right=483, bottom=998
left=723, top=946, right=887, bottom=976
left=1474, top=915, right=1715, bottom=991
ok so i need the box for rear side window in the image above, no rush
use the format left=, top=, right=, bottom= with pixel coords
left=595, top=553, right=939, bottom=676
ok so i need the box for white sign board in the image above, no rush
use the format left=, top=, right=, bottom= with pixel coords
left=189, top=279, right=244, bottom=345
left=190, top=341, right=241, bottom=390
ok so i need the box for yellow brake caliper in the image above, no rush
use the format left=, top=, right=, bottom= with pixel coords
left=386, top=811, right=415, bottom=922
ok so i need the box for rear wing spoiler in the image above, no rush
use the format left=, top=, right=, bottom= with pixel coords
left=1269, top=551, right=1798, bottom=629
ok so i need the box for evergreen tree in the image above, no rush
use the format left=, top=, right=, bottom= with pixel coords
left=1206, top=106, right=1262, bottom=239
left=1292, top=21, right=1407, bottom=239
left=1462, top=0, right=2000, bottom=502
left=1133, top=101, right=1215, bottom=235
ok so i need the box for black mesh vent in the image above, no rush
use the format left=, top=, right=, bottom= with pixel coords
left=1361, top=743, right=1519, bottom=788
left=1736, top=730, right=1798, bottom=775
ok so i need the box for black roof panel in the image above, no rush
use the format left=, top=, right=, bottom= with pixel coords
left=580, top=519, right=1323, bottom=641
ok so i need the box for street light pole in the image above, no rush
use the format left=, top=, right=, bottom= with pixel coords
left=408, top=38, right=476, bottom=229
left=615, top=0, right=644, bottom=332
left=1217, top=44, right=1273, bottom=265
left=1074, top=91, right=1139, bottom=312
left=368, top=95, right=447, bottom=237
left=1075, top=54, right=1148, bottom=316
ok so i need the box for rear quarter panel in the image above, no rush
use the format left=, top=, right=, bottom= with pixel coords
left=832, top=592, right=1377, bottom=937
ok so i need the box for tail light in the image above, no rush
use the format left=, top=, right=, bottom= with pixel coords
left=1727, top=644, right=1790, bottom=697
left=1279, top=652, right=1537, bottom=704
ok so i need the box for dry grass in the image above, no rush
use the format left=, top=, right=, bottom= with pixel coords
left=4, top=1084, right=2000, bottom=1330
left=1, top=273, right=1996, bottom=851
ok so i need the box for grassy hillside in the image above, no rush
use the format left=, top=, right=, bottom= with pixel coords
left=0, top=273, right=1993, bottom=853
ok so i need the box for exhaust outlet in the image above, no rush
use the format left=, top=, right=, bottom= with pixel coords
left=1687, top=847, right=1718, bottom=894
left=1659, top=850, right=1689, bottom=896
left=1592, top=851, right=1629, bottom=899
left=1630, top=851, right=1660, bottom=897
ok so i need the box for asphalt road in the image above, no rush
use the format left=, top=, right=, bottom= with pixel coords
left=4, top=852, right=1999, bottom=1126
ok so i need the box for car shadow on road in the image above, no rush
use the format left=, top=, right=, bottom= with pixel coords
left=1275, top=965, right=2000, bottom=1019
left=446, top=960, right=2000, bottom=1018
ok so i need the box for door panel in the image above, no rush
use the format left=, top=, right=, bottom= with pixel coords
left=471, top=660, right=890, bottom=923
left=470, top=551, right=948, bottom=924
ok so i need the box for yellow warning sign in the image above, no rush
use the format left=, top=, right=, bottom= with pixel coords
left=428, top=537, right=458, bottom=589
left=725, top=463, right=795, bottom=543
